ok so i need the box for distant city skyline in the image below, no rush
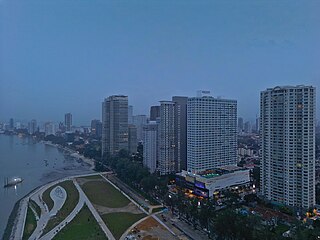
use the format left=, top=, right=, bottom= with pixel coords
left=1, top=0, right=319, bottom=125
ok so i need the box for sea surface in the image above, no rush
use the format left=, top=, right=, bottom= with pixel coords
left=0, top=134, right=94, bottom=237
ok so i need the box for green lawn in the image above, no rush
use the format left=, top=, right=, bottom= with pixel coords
left=42, top=180, right=79, bottom=235
left=274, top=224, right=290, bottom=235
left=81, top=180, right=130, bottom=208
left=22, top=206, right=37, bottom=240
left=101, top=212, right=146, bottom=239
left=151, top=206, right=165, bottom=213
left=42, top=184, right=57, bottom=211
left=29, top=199, right=41, bottom=217
left=53, top=205, right=107, bottom=240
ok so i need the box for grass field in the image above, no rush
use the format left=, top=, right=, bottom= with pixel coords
left=42, top=184, right=57, bottom=211
left=42, top=180, right=79, bottom=235
left=151, top=207, right=165, bottom=213
left=22, top=206, right=37, bottom=240
left=29, top=199, right=41, bottom=217
left=81, top=180, right=130, bottom=208
left=274, top=224, right=290, bottom=235
left=53, top=205, right=107, bottom=240
left=101, top=212, right=146, bottom=239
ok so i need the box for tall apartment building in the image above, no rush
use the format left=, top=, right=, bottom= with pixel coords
left=128, top=124, right=137, bottom=154
left=91, top=119, right=102, bottom=138
left=158, top=101, right=176, bottom=175
left=64, top=113, right=72, bottom=132
left=102, top=95, right=129, bottom=157
left=28, top=119, right=37, bottom=135
left=128, top=105, right=133, bottom=124
left=172, top=96, right=188, bottom=171
left=244, top=121, right=251, bottom=134
left=44, top=122, right=55, bottom=136
left=238, top=117, right=244, bottom=133
left=143, top=121, right=158, bottom=173
left=9, top=118, right=14, bottom=130
left=150, top=106, right=160, bottom=121
left=260, top=85, right=316, bottom=209
left=132, top=115, right=147, bottom=142
left=187, top=92, right=237, bottom=173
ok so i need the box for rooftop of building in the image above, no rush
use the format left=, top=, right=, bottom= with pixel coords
left=182, top=165, right=246, bottom=179
left=264, top=85, right=314, bottom=91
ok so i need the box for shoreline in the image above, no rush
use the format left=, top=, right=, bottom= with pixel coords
left=42, top=141, right=95, bottom=170
left=0, top=136, right=97, bottom=239
left=2, top=181, right=52, bottom=240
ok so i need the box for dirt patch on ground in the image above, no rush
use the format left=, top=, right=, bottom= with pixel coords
left=137, top=217, right=165, bottom=231
left=94, top=202, right=142, bottom=215
left=126, top=216, right=178, bottom=240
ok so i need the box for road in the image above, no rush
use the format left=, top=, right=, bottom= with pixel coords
left=160, top=211, right=211, bottom=240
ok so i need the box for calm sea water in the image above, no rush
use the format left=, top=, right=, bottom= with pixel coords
left=0, top=134, right=94, bottom=236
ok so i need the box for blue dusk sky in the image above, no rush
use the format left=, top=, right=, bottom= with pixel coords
left=0, top=0, right=319, bottom=125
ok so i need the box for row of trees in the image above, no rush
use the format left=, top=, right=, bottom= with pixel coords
left=98, top=150, right=169, bottom=203
left=167, top=190, right=320, bottom=240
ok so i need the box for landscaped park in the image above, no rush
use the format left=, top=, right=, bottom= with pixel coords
left=10, top=172, right=173, bottom=240
left=77, top=175, right=147, bottom=239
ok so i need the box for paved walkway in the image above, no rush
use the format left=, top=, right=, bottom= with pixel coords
left=74, top=179, right=115, bottom=240
left=12, top=197, right=29, bottom=240
left=50, top=186, right=67, bottom=217
left=11, top=172, right=172, bottom=240
left=10, top=172, right=107, bottom=239
left=40, top=181, right=84, bottom=239
left=29, top=185, right=67, bottom=240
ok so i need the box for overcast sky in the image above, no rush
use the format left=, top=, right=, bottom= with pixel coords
left=1, top=0, right=319, bottom=125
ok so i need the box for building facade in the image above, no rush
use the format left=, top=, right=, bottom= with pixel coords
left=132, top=115, right=147, bottom=142
left=260, top=85, right=316, bottom=209
left=102, top=95, right=129, bottom=157
left=44, top=122, right=55, bottom=136
left=128, top=124, right=137, bottom=154
left=238, top=117, right=244, bottom=133
left=143, top=121, right=158, bottom=173
left=128, top=105, right=133, bottom=124
left=172, top=96, right=188, bottom=171
left=159, top=101, right=176, bottom=175
left=177, top=166, right=250, bottom=198
left=150, top=106, right=160, bottom=121
left=91, top=119, right=102, bottom=138
left=28, top=119, right=37, bottom=135
left=187, top=93, right=237, bottom=173
left=64, top=113, right=72, bottom=132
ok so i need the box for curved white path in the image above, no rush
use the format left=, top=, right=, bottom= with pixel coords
left=11, top=173, right=99, bottom=239
left=34, top=179, right=115, bottom=240
left=39, top=181, right=84, bottom=240
left=29, top=186, right=67, bottom=240
left=10, top=172, right=123, bottom=240
left=74, top=180, right=115, bottom=240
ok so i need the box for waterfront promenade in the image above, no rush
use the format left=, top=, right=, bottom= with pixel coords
left=8, top=171, right=175, bottom=240
left=10, top=172, right=109, bottom=239
left=8, top=168, right=200, bottom=240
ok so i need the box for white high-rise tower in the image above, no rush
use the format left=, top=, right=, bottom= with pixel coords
left=260, top=85, right=316, bottom=209
left=187, top=92, right=237, bottom=173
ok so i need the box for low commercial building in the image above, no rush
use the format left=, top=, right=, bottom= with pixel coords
left=176, top=165, right=250, bottom=198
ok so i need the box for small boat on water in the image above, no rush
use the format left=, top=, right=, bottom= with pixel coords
left=4, top=177, right=23, bottom=188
